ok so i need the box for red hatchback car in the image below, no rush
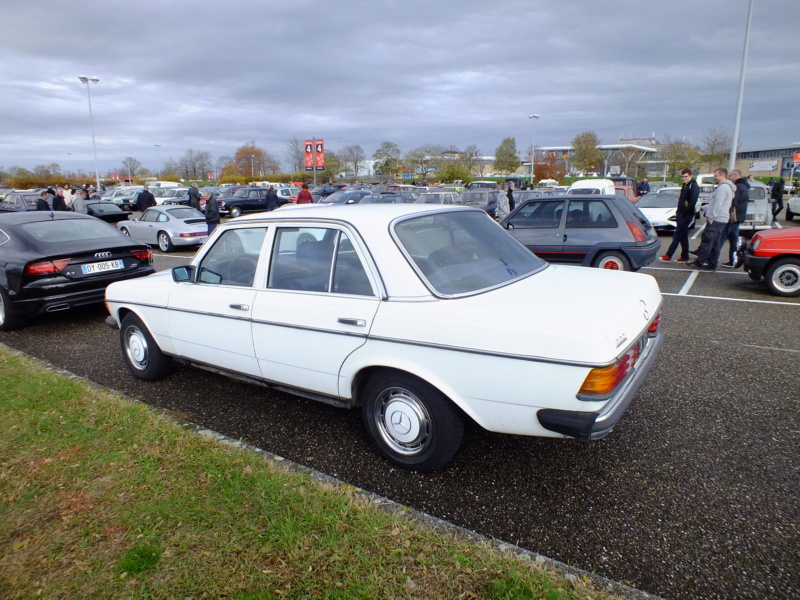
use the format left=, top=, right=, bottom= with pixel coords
left=743, top=228, right=800, bottom=297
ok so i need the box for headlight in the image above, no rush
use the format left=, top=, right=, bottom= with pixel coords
left=751, top=237, right=762, bottom=251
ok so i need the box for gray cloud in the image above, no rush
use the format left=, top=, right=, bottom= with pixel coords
left=1, top=0, right=798, bottom=175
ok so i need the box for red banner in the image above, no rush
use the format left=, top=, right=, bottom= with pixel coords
left=305, top=139, right=325, bottom=171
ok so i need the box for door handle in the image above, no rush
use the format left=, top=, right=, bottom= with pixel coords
left=229, top=304, right=249, bottom=311
left=338, top=318, right=366, bottom=327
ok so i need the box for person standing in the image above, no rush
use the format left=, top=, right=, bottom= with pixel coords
left=36, top=191, right=51, bottom=211
left=689, top=167, right=735, bottom=271
left=770, top=176, right=786, bottom=224
left=494, top=184, right=510, bottom=220
left=265, top=186, right=279, bottom=211
left=204, top=191, right=220, bottom=235
left=506, top=181, right=515, bottom=211
left=72, top=189, right=90, bottom=213
left=296, top=183, right=313, bottom=204
left=637, top=177, right=650, bottom=196
left=52, top=187, right=69, bottom=211
left=660, top=168, right=699, bottom=263
left=135, top=185, right=156, bottom=213
left=62, top=184, right=74, bottom=208
left=721, top=169, right=749, bottom=268
left=187, top=183, right=202, bottom=211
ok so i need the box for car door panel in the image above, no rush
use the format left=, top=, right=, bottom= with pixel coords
left=506, top=199, right=565, bottom=261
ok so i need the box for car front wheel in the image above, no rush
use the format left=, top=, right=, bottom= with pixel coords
left=765, top=258, right=800, bottom=297
left=229, top=206, right=242, bottom=218
left=158, top=231, right=174, bottom=253
left=361, top=372, right=463, bottom=472
left=120, top=313, right=173, bottom=380
left=593, top=251, right=631, bottom=271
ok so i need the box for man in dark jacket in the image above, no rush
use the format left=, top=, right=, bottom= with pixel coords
left=660, top=168, right=699, bottom=262
left=265, top=186, right=279, bottom=211
left=36, top=191, right=51, bottom=211
left=136, top=185, right=156, bottom=213
left=52, top=187, right=69, bottom=211
left=721, top=169, right=749, bottom=268
left=204, top=191, right=220, bottom=235
left=188, top=183, right=202, bottom=211
left=770, top=176, right=785, bottom=223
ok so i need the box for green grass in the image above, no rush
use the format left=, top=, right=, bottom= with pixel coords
left=0, top=345, right=623, bottom=599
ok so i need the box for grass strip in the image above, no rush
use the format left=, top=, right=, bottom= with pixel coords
left=0, top=345, right=623, bottom=599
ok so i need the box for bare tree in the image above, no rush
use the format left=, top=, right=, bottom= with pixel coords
left=701, top=127, right=732, bottom=169
left=178, top=149, right=212, bottom=180
left=659, top=135, right=701, bottom=177
left=340, top=145, right=367, bottom=178
left=285, top=138, right=305, bottom=172
left=121, top=157, right=143, bottom=181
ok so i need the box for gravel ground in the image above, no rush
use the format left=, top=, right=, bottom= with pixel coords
left=1, top=259, right=797, bottom=600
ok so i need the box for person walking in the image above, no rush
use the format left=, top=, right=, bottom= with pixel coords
left=770, top=176, right=786, bottom=224
left=204, top=191, right=220, bottom=235
left=296, top=183, right=313, bottom=204
left=135, top=185, right=156, bottom=213
left=689, top=167, right=735, bottom=271
left=52, top=187, right=69, bottom=211
left=494, top=184, right=510, bottom=221
left=265, top=186, right=280, bottom=211
left=637, top=177, right=650, bottom=196
left=721, top=169, right=749, bottom=268
left=187, top=183, right=202, bottom=211
left=660, top=168, right=699, bottom=263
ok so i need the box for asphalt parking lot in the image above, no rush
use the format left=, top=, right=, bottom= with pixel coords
left=1, top=219, right=797, bottom=600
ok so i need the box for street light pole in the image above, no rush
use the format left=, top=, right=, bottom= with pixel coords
left=250, top=155, right=255, bottom=178
left=155, top=144, right=162, bottom=180
left=66, top=152, right=72, bottom=178
left=78, top=76, right=101, bottom=193
left=528, top=114, right=540, bottom=186
left=729, top=0, right=754, bottom=174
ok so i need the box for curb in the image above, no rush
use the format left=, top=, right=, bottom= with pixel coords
left=4, top=344, right=664, bottom=600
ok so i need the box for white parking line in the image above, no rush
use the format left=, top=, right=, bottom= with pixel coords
left=661, top=292, right=800, bottom=306
left=676, top=271, right=699, bottom=295
left=691, top=225, right=705, bottom=240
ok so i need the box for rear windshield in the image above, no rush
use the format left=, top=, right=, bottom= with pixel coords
left=20, top=218, right=121, bottom=243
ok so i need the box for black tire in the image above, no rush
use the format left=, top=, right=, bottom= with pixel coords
left=120, top=313, right=173, bottom=381
left=119, top=226, right=131, bottom=236
left=593, top=251, right=631, bottom=271
left=229, top=205, right=242, bottom=218
left=157, top=231, right=173, bottom=253
left=0, top=287, right=26, bottom=331
left=764, top=258, right=800, bottom=297
left=747, top=272, right=762, bottom=281
left=786, top=208, right=795, bottom=221
left=361, top=372, right=464, bottom=472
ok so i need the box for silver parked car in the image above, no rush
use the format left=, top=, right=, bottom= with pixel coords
left=118, top=205, right=209, bottom=252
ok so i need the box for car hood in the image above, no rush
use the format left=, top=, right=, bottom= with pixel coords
left=639, top=207, right=675, bottom=220
left=372, top=264, right=662, bottom=365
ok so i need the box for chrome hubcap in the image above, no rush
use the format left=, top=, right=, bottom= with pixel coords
left=375, top=387, right=430, bottom=456
left=125, top=326, right=149, bottom=370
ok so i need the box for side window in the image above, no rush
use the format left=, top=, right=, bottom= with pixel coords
left=268, top=227, right=335, bottom=292
left=566, top=200, right=617, bottom=228
left=197, top=228, right=267, bottom=287
left=332, top=233, right=373, bottom=296
left=508, top=200, right=564, bottom=228
left=157, top=213, right=169, bottom=222
left=141, top=210, right=158, bottom=222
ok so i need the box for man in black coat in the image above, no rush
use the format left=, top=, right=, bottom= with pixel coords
left=136, top=185, right=156, bottom=213
left=770, top=177, right=785, bottom=223
left=36, top=191, right=51, bottom=211
left=660, top=168, right=699, bottom=263
left=204, top=191, right=220, bottom=235
left=265, top=186, right=279, bottom=211
left=188, top=183, right=202, bottom=211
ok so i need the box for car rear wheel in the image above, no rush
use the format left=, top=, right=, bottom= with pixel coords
left=765, top=258, right=800, bottom=297
left=229, top=206, right=242, bottom=218
left=0, top=288, right=25, bottom=331
left=594, top=251, right=631, bottom=271
left=120, top=313, right=173, bottom=380
left=361, top=372, right=463, bottom=472
left=157, top=231, right=174, bottom=253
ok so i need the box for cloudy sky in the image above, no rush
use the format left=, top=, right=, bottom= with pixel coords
left=1, top=0, right=798, bottom=176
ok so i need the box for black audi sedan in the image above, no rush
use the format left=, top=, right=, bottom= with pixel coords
left=0, top=211, right=155, bottom=330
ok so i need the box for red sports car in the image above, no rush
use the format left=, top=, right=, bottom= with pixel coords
left=743, top=228, right=800, bottom=297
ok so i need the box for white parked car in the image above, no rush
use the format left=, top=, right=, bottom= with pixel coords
left=636, top=189, right=696, bottom=232
left=105, top=204, right=663, bottom=471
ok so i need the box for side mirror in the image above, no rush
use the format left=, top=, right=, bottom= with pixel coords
left=172, top=264, right=196, bottom=283
left=129, top=217, right=138, bottom=222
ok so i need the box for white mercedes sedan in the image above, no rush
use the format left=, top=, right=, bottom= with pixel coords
left=105, top=204, right=663, bottom=471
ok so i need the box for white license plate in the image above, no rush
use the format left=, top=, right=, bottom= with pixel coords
left=81, top=259, right=124, bottom=275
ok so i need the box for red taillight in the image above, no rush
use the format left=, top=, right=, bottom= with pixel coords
left=648, top=310, right=662, bottom=336
left=627, top=222, right=646, bottom=242
left=24, top=258, right=72, bottom=276
left=179, top=232, right=206, bottom=238
left=130, top=248, right=152, bottom=263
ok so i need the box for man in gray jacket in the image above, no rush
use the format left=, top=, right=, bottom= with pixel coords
left=689, top=167, right=735, bottom=271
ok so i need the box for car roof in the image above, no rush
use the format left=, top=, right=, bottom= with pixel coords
left=234, top=202, right=474, bottom=226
